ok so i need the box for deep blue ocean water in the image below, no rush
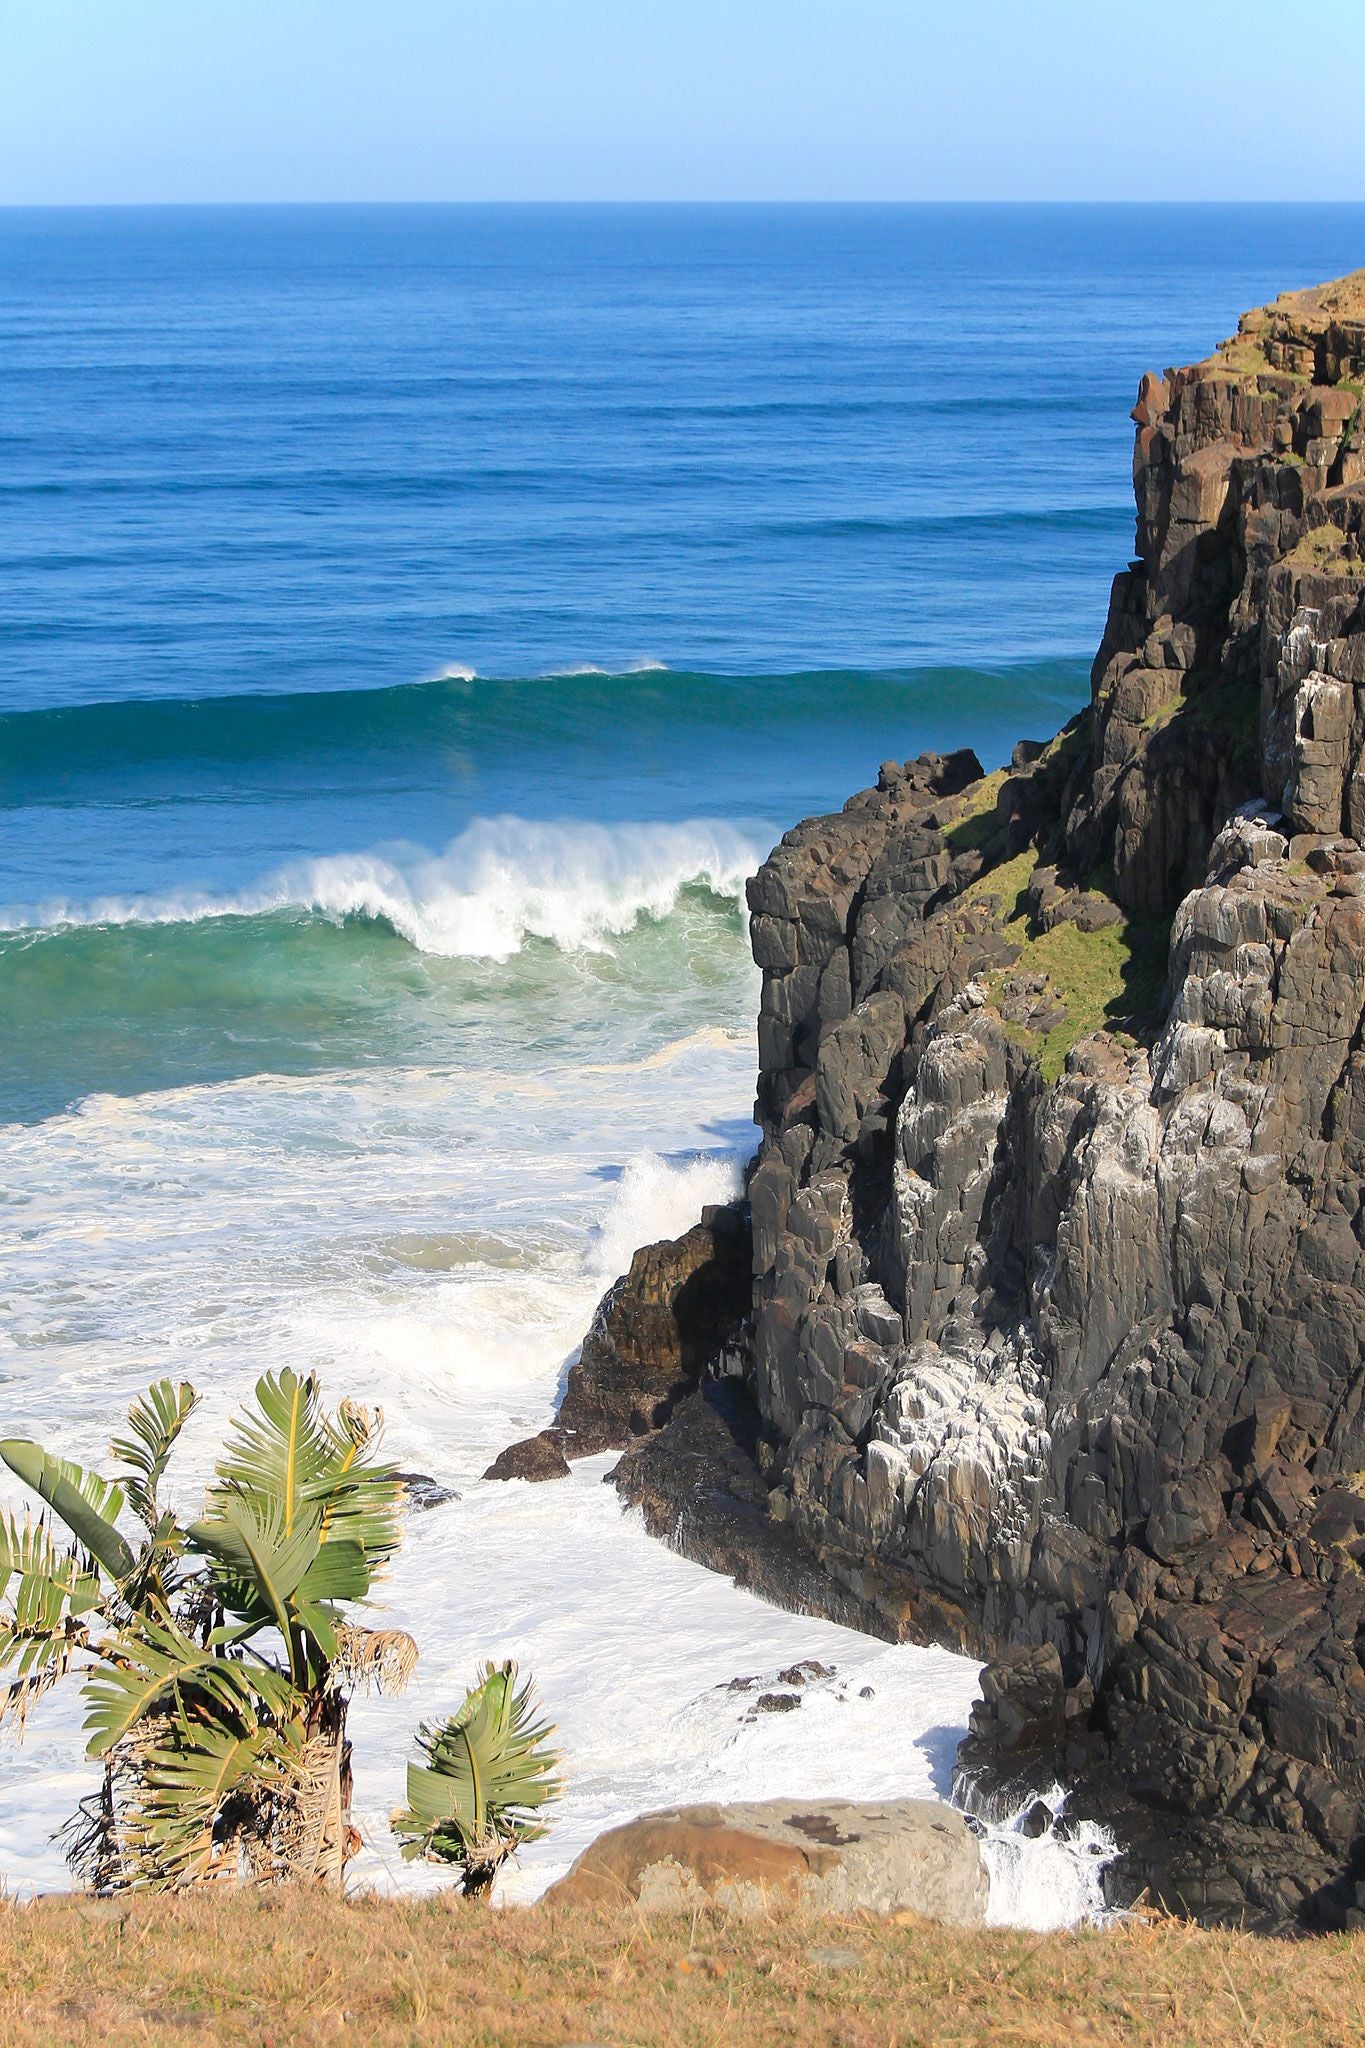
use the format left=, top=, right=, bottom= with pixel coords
left=3, top=202, right=1364, bottom=1119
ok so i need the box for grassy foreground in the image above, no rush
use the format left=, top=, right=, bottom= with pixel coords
left=2, top=1891, right=1362, bottom=2048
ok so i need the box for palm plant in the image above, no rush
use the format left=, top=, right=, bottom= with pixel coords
left=0, top=1369, right=416, bottom=1891
left=391, top=1661, right=561, bottom=1895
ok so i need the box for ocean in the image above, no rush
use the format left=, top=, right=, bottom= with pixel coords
left=4, top=202, right=1364, bottom=1918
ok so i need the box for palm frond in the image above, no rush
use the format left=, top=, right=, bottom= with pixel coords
left=205, top=1370, right=403, bottom=1587
left=207, top=1370, right=332, bottom=1529
left=186, top=1499, right=323, bottom=1676
left=80, top=1613, right=298, bottom=1759
left=0, top=1440, right=135, bottom=1583
left=391, top=1661, right=561, bottom=1883
left=78, top=1714, right=305, bottom=1892
left=117, top=1512, right=192, bottom=1626
left=0, top=1510, right=105, bottom=1731
left=310, top=1400, right=404, bottom=1571
left=110, top=1380, right=199, bottom=1531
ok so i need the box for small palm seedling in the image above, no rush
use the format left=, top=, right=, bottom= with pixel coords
left=0, top=1370, right=419, bottom=1891
left=391, top=1661, right=561, bottom=1895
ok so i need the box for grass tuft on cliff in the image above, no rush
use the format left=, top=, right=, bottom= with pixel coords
left=941, top=768, right=1008, bottom=854
left=956, top=847, right=1169, bottom=1082
left=1282, top=521, right=1365, bottom=579
left=1, top=1891, right=1361, bottom=2048
left=997, top=913, right=1169, bottom=1083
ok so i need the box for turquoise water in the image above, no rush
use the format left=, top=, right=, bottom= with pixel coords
left=1, top=660, right=1085, bottom=1118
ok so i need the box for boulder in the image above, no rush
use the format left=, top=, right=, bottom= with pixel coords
left=965, top=1644, right=1066, bottom=1759
left=542, top=1798, right=987, bottom=1925
left=482, top=1430, right=571, bottom=1483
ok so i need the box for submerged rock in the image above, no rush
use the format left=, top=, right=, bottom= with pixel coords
left=395, top=1471, right=460, bottom=1511
left=542, top=1798, right=987, bottom=1925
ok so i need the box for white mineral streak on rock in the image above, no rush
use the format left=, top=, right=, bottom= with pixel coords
left=868, top=1329, right=1050, bottom=1585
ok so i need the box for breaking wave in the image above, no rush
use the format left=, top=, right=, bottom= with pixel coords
left=1, top=817, right=762, bottom=962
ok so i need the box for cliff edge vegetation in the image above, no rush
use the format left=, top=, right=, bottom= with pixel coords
left=4, top=1889, right=1363, bottom=2048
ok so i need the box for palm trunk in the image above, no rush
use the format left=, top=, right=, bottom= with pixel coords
left=290, top=1691, right=352, bottom=1888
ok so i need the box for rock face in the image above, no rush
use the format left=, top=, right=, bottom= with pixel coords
left=613, top=1379, right=900, bottom=1636
left=543, top=1798, right=987, bottom=1925
left=644, top=275, right=1365, bottom=1932
left=554, top=1199, right=751, bottom=1455
left=486, top=1199, right=751, bottom=1479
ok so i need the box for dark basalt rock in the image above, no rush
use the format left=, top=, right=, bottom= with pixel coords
left=600, top=273, right=1365, bottom=1933
left=555, top=1198, right=752, bottom=1455
left=613, top=1379, right=899, bottom=1638
left=395, top=1471, right=460, bottom=1511
left=965, top=1645, right=1067, bottom=1761
left=778, top=1660, right=836, bottom=1685
left=482, top=1197, right=752, bottom=1476
left=482, top=1430, right=571, bottom=1482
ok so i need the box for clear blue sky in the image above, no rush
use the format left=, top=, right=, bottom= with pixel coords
left=3, top=0, right=1362, bottom=206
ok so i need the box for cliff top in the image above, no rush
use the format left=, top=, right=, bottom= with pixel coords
left=1201, top=265, right=1365, bottom=386
left=8, top=1887, right=1365, bottom=2046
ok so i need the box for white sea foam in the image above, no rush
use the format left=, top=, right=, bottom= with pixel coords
left=589, top=1149, right=742, bottom=1285
left=425, top=659, right=478, bottom=681
left=978, top=1783, right=1118, bottom=1931
left=0, top=816, right=762, bottom=959
left=0, top=1009, right=1110, bottom=1927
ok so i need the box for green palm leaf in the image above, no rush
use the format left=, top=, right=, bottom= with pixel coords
left=187, top=1501, right=323, bottom=1677
left=309, top=1409, right=404, bottom=1573
left=209, top=1369, right=330, bottom=1527
left=205, top=1370, right=403, bottom=1588
left=111, top=1380, right=199, bottom=1531
left=0, top=1440, right=135, bottom=1583
left=392, top=1661, right=561, bottom=1880
left=81, top=1614, right=295, bottom=1759
left=0, top=1511, right=105, bottom=1728
left=0, top=1510, right=100, bottom=1616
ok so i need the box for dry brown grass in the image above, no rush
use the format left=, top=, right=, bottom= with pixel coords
left=0, top=1890, right=1362, bottom=2048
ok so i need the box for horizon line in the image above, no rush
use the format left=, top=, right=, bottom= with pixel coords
left=3, top=196, right=1364, bottom=212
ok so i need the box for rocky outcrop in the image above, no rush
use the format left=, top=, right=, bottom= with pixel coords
left=628, top=275, right=1365, bottom=1932
left=557, top=1200, right=750, bottom=1452
left=613, top=1379, right=900, bottom=1635
left=488, top=1199, right=751, bottom=1476
left=543, top=1798, right=987, bottom=1924
left=482, top=1431, right=571, bottom=1482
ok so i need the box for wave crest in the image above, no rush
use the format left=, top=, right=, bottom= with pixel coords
left=2, top=818, right=762, bottom=962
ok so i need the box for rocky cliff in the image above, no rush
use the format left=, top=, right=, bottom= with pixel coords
left=723, top=273, right=1365, bottom=1931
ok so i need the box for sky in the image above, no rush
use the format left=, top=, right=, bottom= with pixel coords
left=2, top=0, right=1363, bottom=207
